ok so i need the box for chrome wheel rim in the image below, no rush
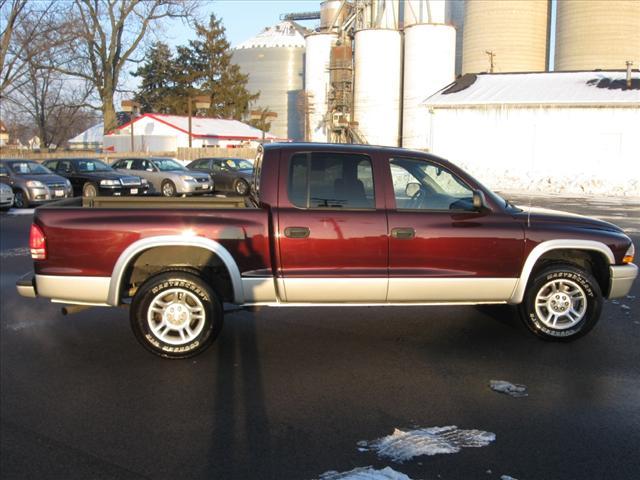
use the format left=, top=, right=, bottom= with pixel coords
left=534, top=279, right=587, bottom=330
left=147, top=288, right=206, bottom=345
left=236, top=181, right=248, bottom=195
left=14, top=192, right=25, bottom=208
left=162, top=182, right=175, bottom=196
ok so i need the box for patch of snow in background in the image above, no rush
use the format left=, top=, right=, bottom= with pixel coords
left=0, top=247, right=29, bottom=258
left=500, top=476, right=519, bottom=480
left=490, top=380, right=528, bottom=398
left=359, top=426, right=495, bottom=463
left=6, top=208, right=35, bottom=216
left=456, top=161, right=640, bottom=198
left=318, top=466, right=413, bottom=480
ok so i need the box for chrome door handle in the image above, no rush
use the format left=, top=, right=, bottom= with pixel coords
left=284, top=227, right=310, bottom=239
left=391, top=227, right=415, bottom=239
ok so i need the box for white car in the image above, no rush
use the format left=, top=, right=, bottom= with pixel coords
left=0, top=181, right=15, bottom=210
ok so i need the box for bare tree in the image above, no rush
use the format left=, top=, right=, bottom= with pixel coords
left=0, top=0, right=57, bottom=97
left=56, top=0, right=197, bottom=134
left=4, top=11, right=96, bottom=149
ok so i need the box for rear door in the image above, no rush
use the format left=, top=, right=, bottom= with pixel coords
left=277, top=150, right=388, bottom=302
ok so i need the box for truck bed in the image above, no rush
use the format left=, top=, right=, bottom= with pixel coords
left=78, top=195, right=249, bottom=209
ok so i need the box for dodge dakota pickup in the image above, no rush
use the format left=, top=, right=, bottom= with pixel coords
left=17, top=143, right=637, bottom=358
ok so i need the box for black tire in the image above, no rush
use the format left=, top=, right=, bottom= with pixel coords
left=130, top=271, right=223, bottom=359
left=519, top=263, right=602, bottom=341
left=13, top=190, right=29, bottom=208
left=234, top=179, right=249, bottom=196
left=82, top=183, right=98, bottom=198
left=161, top=180, right=177, bottom=197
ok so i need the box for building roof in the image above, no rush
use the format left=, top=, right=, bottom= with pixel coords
left=234, top=21, right=307, bottom=49
left=424, top=71, right=640, bottom=108
left=69, top=123, right=104, bottom=144
left=115, top=114, right=279, bottom=140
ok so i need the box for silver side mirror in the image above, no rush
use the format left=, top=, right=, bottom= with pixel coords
left=473, top=190, right=487, bottom=210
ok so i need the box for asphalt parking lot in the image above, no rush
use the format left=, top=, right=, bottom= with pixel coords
left=1, top=195, right=639, bottom=480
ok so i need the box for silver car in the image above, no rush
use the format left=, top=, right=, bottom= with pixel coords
left=0, top=159, right=73, bottom=208
left=112, top=157, right=213, bottom=197
left=0, top=181, right=14, bottom=210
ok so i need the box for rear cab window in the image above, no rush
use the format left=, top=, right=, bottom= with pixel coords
left=288, top=152, right=375, bottom=209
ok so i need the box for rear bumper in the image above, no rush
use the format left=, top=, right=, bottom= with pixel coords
left=609, top=263, right=638, bottom=299
left=16, top=272, right=37, bottom=298
left=17, top=272, right=110, bottom=305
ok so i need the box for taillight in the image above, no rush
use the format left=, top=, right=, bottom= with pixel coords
left=29, top=224, right=46, bottom=260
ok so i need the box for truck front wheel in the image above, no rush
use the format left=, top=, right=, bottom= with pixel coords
left=130, top=271, right=223, bottom=358
left=519, top=263, right=602, bottom=341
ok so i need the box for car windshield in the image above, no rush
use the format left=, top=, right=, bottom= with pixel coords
left=224, top=158, right=253, bottom=170
left=7, top=161, right=51, bottom=175
left=154, top=158, right=186, bottom=171
left=75, top=159, right=112, bottom=172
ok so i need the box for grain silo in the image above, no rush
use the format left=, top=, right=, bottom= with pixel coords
left=232, top=21, right=306, bottom=140
left=462, top=0, right=550, bottom=74
left=353, top=28, right=402, bottom=146
left=555, top=0, right=640, bottom=71
left=305, top=32, right=339, bottom=142
left=402, top=23, right=456, bottom=149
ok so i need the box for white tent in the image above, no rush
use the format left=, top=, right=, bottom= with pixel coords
left=68, top=123, right=104, bottom=150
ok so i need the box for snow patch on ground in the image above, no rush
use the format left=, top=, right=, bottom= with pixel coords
left=6, top=208, right=35, bottom=216
left=500, top=476, right=519, bottom=480
left=318, top=466, right=413, bottom=480
left=490, top=380, right=528, bottom=398
left=457, top=162, right=640, bottom=198
left=359, top=426, right=495, bottom=462
left=0, top=247, right=29, bottom=258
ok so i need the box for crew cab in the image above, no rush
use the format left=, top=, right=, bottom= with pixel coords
left=16, top=144, right=637, bottom=358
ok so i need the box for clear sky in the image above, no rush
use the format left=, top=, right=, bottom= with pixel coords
left=162, top=0, right=320, bottom=48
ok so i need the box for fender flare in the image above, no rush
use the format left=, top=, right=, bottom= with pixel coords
left=107, top=235, right=244, bottom=306
left=508, top=239, right=615, bottom=304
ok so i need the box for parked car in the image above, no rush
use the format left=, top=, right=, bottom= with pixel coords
left=16, top=143, right=637, bottom=359
left=42, top=158, right=151, bottom=197
left=112, top=157, right=213, bottom=197
left=0, top=181, right=14, bottom=210
left=0, top=159, right=72, bottom=208
left=187, top=157, right=253, bottom=195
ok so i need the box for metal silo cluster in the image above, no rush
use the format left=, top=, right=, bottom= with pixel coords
left=231, top=21, right=306, bottom=141
left=235, top=0, right=639, bottom=145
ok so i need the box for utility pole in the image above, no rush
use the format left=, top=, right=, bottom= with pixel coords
left=485, top=50, right=496, bottom=73
left=188, top=95, right=211, bottom=148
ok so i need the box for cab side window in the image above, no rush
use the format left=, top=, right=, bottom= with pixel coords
left=389, top=157, right=474, bottom=211
left=45, top=161, right=58, bottom=171
left=58, top=161, right=73, bottom=174
left=288, top=152, right=375, bottom=209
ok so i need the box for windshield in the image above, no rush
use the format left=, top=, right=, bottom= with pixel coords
left=154, top=158, right=186, bottom=171
left=7, top=161, right=52, bottom=175
left=224, top=158, right=253, bottom=170
left=75, top=159, right=112, bottom=172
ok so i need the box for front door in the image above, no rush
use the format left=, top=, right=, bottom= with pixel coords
left=385, top=156, right=524, bottom=302
left=277, top=150, right=388, bottom=302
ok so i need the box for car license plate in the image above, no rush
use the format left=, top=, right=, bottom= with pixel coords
left=200, top=184, right=208, bottom=189
left=130, top=188, right=138, bottom=194
left=55, top=189, right=64, bottom=197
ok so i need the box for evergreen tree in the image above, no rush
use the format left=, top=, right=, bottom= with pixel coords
left=132, top=42, right=180, bottom=113
left=132, top=14, right=259, bottom=121
left=186, top=14, right=259, bottom=119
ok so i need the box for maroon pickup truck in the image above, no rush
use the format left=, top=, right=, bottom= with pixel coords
left=17, top=143, right=637, bottom=358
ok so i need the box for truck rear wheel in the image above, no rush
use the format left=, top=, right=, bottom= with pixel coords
left=519, top=263, right=602, bottom=341
left=130, top=271, right=223, bottom=358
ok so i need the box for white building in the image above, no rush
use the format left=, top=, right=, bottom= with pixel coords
left=422, top=71, right=640, bottom=196
left=68, top=123, right=104, bottom=150
left=104, top=114, right=278, bottom=152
